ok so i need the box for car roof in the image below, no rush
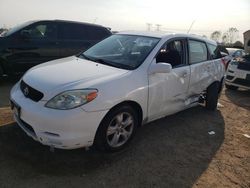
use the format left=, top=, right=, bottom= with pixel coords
left=30, top=19, right=108, bottom=28
left=117, top=31, right=217, bottom=45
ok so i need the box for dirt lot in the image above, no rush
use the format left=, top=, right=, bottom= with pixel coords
left=0, top=78, right=249, bottom=188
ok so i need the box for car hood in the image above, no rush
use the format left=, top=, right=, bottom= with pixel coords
left=22, top=56, right=129, bottom=98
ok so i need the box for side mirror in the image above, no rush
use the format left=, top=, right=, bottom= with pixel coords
left=20, top=30, right=30, bottom=39
left=149, top=62, right=172, bottom=74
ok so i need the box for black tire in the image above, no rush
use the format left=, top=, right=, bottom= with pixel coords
left=0, top=66, right=3, bottom=77
left=206, top=82, right=219, bottom=111
left=94, top=105, right=138, bottom=152
left=225, top=84, right=238, bottom=90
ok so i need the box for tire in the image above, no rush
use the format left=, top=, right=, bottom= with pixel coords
left=0, top=66, right=3, bottom=77
left=94, top=105, right=138, bottom=152
left=225, top=84, right=238, bottom=90
left=205, top=82, right=219, bottom=111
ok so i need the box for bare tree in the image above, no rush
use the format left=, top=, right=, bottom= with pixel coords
left=210, top=31, right=221, bottom=42
left=222, top=33, right=229, bottom=45
left=227, top=27, right=239, bottom=44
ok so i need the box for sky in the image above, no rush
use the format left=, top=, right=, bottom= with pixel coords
left=0, top=0, right=249, bottom=42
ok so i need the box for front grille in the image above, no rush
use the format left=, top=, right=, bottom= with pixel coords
left=20, top=80, right=44, bottom=102
left=233, top=78, right=250, bottom=87
left=226, top=75, right=234, bottom=80
left=238, top=63, right=250, bottom=71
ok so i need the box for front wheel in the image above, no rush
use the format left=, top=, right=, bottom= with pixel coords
left=94, top=105, right=138, bottom=152
left=206, top=82, right=219, bottom=111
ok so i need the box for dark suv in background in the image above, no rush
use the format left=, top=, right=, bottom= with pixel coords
left=0, top=20, right=112, bottom=77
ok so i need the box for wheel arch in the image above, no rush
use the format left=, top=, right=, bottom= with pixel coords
left=93, top=100, right=143, bottom=150
left=103, top=100, right=143, bottom=127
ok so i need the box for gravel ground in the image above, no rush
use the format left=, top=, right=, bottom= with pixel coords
left=0, top=79, right=249, bottom=188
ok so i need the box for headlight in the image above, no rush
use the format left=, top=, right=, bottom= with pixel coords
left=45, top=89, right=98, bottom=110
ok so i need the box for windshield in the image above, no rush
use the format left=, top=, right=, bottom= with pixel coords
left=81, top=34, right=160, bottom=70
left=2, top=21, right=35, bottom=37
left=226, top=48, right=241, bottom=56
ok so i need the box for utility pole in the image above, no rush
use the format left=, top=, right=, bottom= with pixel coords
left=155, top=24, right=161, bottom=31
left=146, top=23, right=152, bottom=31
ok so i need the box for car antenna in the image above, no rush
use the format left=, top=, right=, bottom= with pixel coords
left=187, top=20, right=196, bottom=34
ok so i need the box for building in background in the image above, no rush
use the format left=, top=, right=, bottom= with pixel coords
left=243, top=30, right=250, bottom=53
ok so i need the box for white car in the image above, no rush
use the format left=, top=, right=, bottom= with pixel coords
left=224, top=48, right=246, bottom=67
left=10, top=32, right=225, bottom=151
left=225, top=55, right=250, bottom=90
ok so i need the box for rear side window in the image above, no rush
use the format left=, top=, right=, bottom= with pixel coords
left=189, top=40, right=208, bottom=64
left=207, top=44, right=222, bottom=59
left=60, top=23, right=88, bottom=40
left=86, top=27, right=111, bottom=40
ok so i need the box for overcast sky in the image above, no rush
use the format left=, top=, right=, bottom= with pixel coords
left=0, top=0, right=249, bottom=41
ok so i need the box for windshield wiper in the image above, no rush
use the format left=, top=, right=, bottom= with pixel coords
left=94, top=58, right=134, bottom=70
left=78, top=54, right=133, bottom=70
left=78, top=54, right=94, bottom=61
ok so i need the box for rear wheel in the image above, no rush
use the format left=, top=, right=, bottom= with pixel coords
left=225, top=84, right=238, bottom=90
left=206, top=82, right=219, bottom=111
left=94, top=105, right=138, bottom=152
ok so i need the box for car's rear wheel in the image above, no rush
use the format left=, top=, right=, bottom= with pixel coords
left=205, top=82, right=219, bottom=111
left=94, top=105, right=138, bottom=152
left=225, top=84, right=238, bottom=90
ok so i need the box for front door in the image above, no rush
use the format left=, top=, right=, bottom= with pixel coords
left=148, top=39, right=190, bottom=121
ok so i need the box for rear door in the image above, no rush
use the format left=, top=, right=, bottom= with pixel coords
left=188, top=39, right=215, bottom=96
left=9, top=21, right=59, bottom=73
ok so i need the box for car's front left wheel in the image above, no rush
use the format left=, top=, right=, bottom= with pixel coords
left=94, top=105, right=138, bottom=152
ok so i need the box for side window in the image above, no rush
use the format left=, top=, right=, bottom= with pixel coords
left=86, top=27, right=110, bottom=40
left=60, top=23, right=88, bottom=40
left=189, top=40, right=208, bottom=64
left=207, top=44, right=222, bottom=59
left=21, top=23, right=57, bottom=39
left=156, top=40, right=185, bottom=67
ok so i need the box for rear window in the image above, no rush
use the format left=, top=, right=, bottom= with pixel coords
left=207, top=44, right=222, bottom=59
left=189, top=40, right=208, bottom=64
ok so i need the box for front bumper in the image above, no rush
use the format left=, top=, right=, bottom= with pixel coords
left=225, top=67, right=250, bottom=90
left=10, top=83, right=108, bottom=149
